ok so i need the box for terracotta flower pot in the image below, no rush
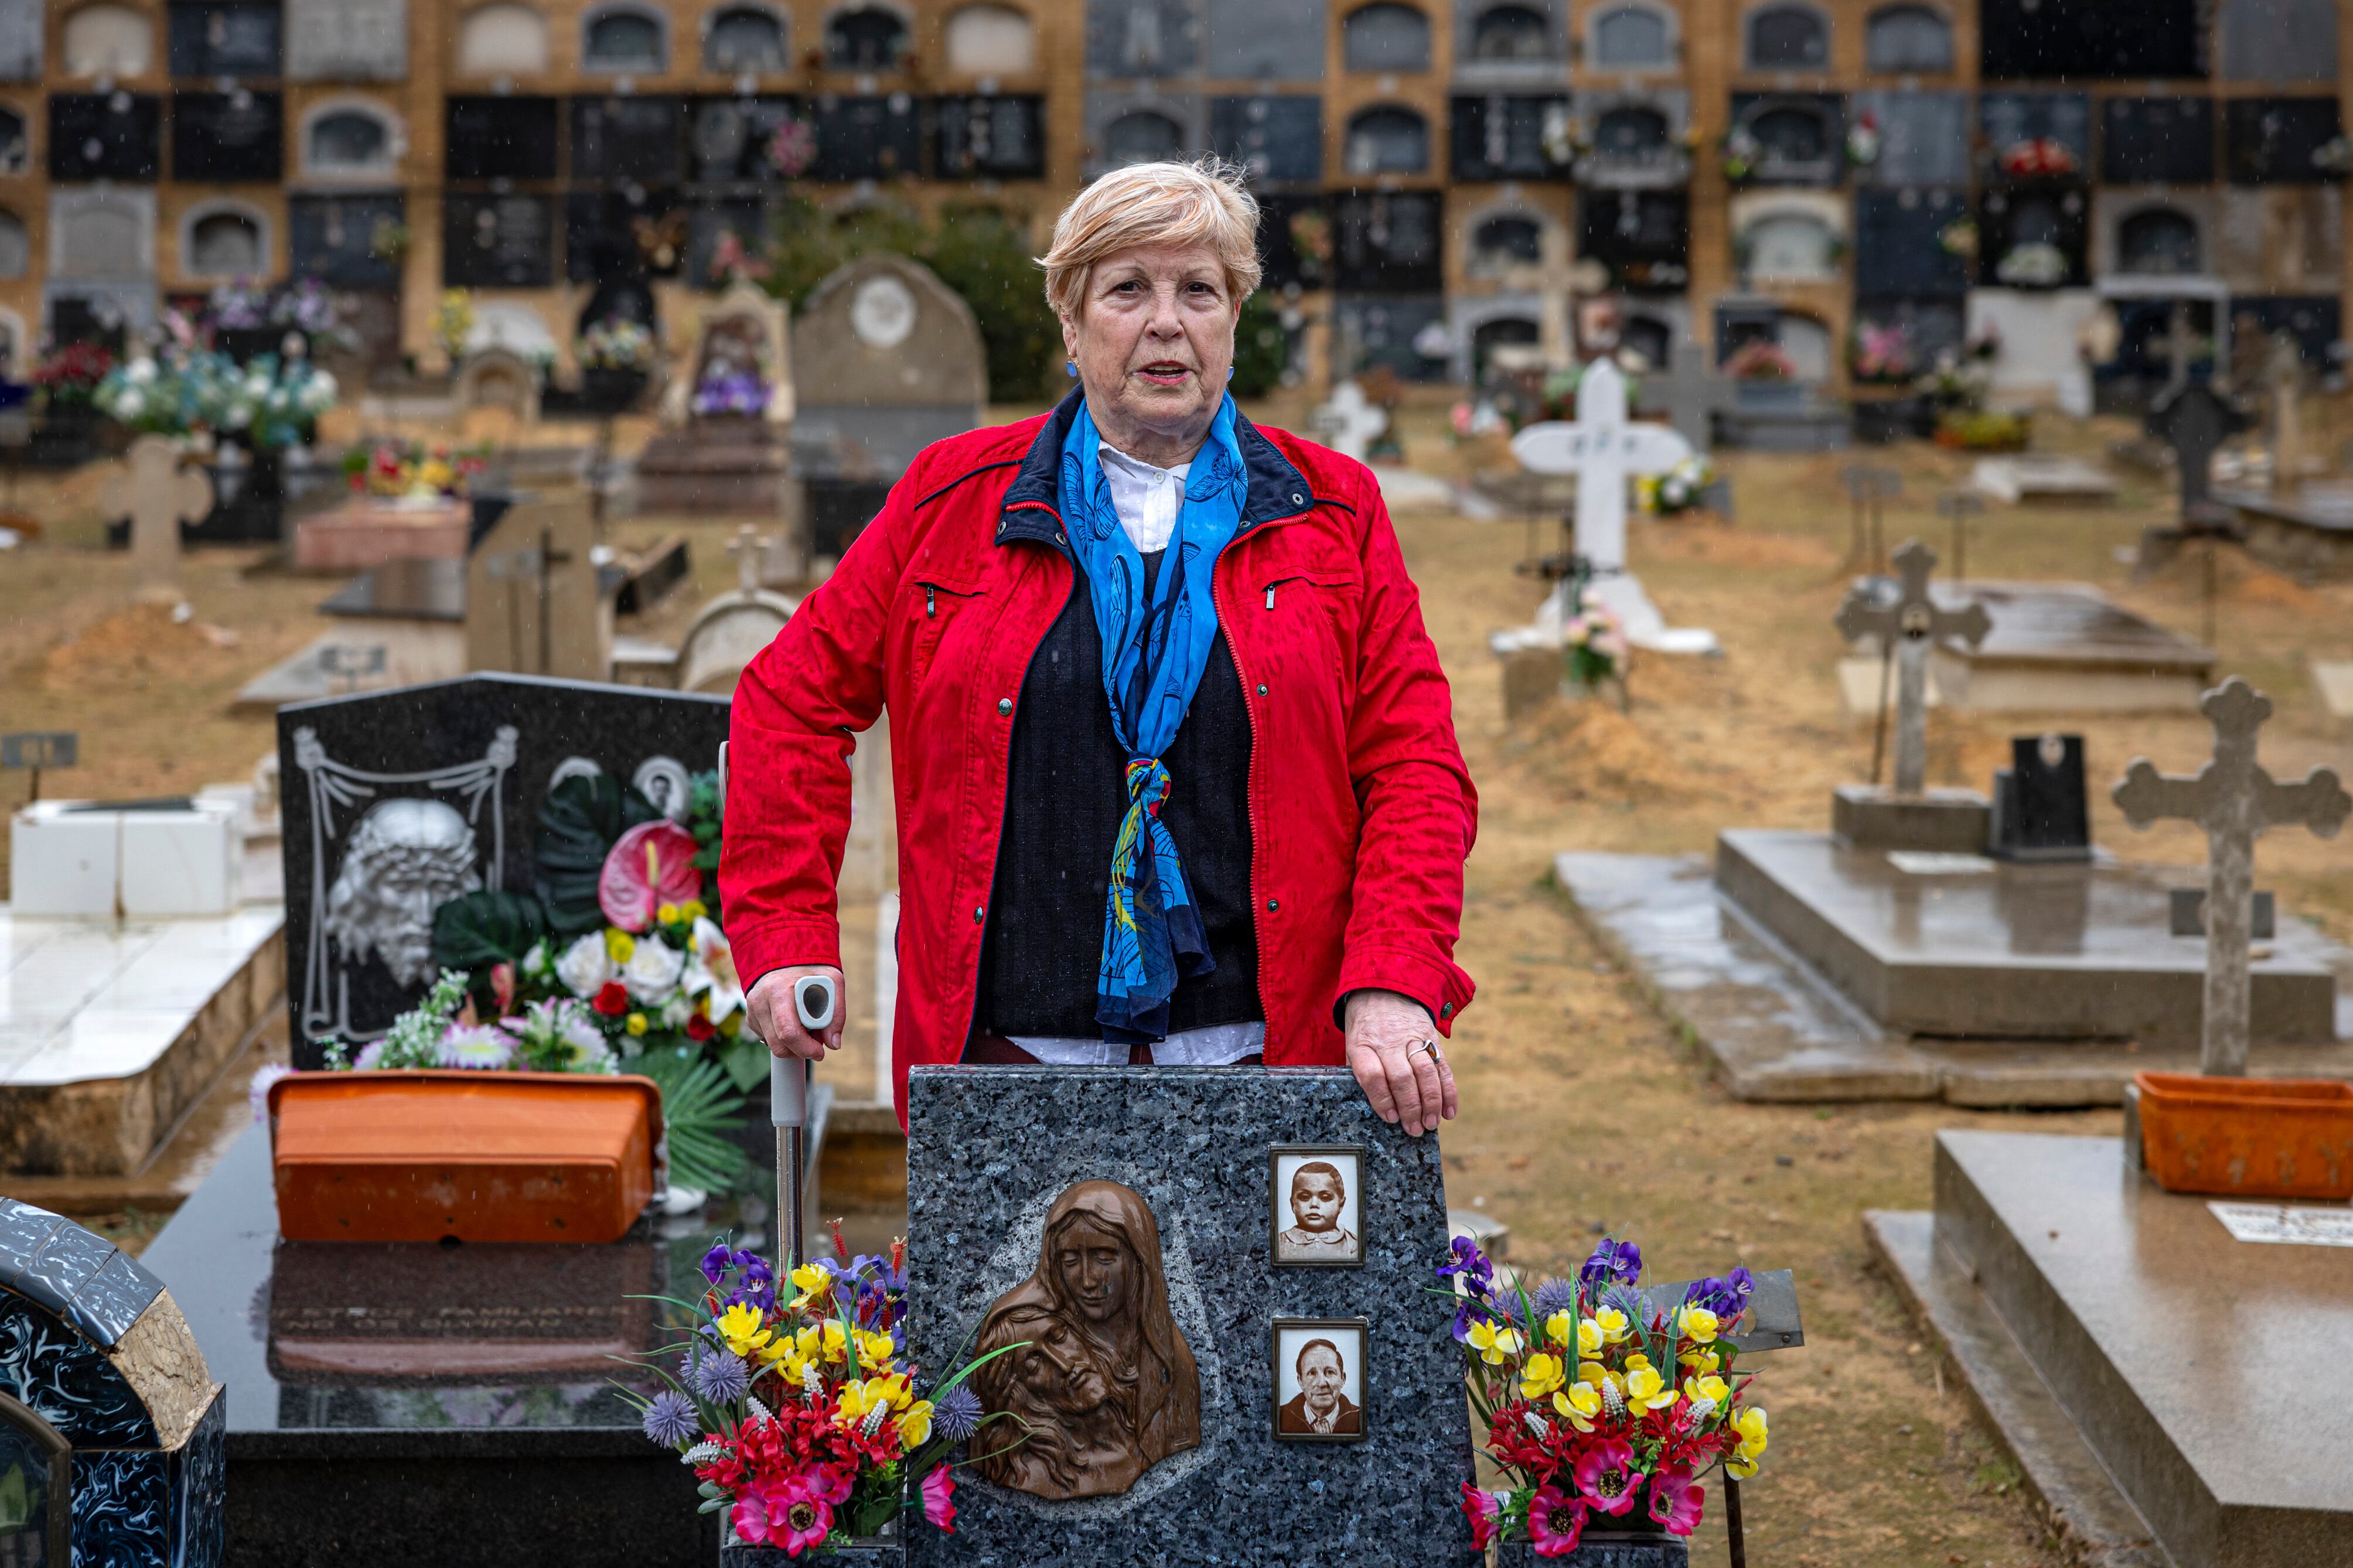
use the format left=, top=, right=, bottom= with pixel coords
left=2134, top=1071, right=2353, bottom=1201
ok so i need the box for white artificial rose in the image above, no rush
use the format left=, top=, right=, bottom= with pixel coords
left=622, top=935, right=686, bottom=1003
left=555, top=931, right=613, bottom=997
left=126, top=358, right=158, bottom=385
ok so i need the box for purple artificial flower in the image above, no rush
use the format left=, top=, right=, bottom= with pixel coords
left=933, top=1383, right=984, bottom=1442
left=642, top=1389, right=699, bottom=1447
left=1683, top=1266, right=1758, bottom=1323
left=1437, top=1235, right=1495, bottom=1294
left=1531, top=1276, right=1581, bottom=1320
left=1580, top=1238, right=1643, bottom=1290
left=1452, top=1299, right=1501, bottom=1345
left=725, top=1249, right=777, bottom=1312
left=700, top=1241, right=734, bottom=1286
left=693, top=1349, right=751, bottom=1403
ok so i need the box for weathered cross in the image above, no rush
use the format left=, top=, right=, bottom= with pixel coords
left=726, top=524, right=773, bottom=593
left=98, top=434, right=213, bottom=599
left=1510, top=358, right=1692, bottom=578
left=1635, top=336, right=1737, bottom=452
left=1834, top=539, right=1990, bottom=797
left=2113, top=677, right=2351, bottom=1076
left=1310, top=381, right=1389, bottom=463
left=1935, top=490, right=1985, bottom=581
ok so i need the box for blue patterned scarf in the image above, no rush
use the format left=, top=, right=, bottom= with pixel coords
left=1056, top=395, right=1250, bottom=1042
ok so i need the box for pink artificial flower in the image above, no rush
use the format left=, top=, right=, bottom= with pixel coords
left=923, top=1467, right=957, bottom=1532
left=247, top=1061, right=294, bottom=1123
left=1460, top=1482, right=1501, bottom=1549
left=490, top=961, right=516, bottom=1016
left=598, top=820, right=704, bottom=931
left=810, top=1465, right=852, bottom=1506
left=729, top=1490, right=775, bottom=1547
left=1573, top=1438, right=1645, bottom=1516
left=1527, top=1484, right=1589, bottom=1558
left=751, top=1471, right=836, bottom=1557
left=1646, top=1467, right=1706, bottom=1536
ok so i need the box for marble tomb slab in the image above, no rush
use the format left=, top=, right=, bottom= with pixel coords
left=2214, top=483, right=2353, bottom=582
left=1556, top=851, right=2353, bottom=1106
left=1885, top=1133, right=2353, bottom=1568
left=905, top=1065, right=1472, bottom=1566
left=1902, top=580, right=2214, bottom=715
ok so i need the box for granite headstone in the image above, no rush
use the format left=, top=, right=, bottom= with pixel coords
left=275, top=671, right=730, bottom=1061
left=905, top=1065, right=1472, bottom=1566
left=0, top=1198, right=226, bottom=1568
left=1987, top=732, right=2092, bottom=863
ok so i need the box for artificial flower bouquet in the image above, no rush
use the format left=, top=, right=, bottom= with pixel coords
left=693, top=362, right=773, bottom=418
left=1445, top=1235, right=1770, bottom=1559
left=1637, top=455, right=1714, bottom=518
left=93, top=349, right=339, bottom=449
left=342, top=439, right=489, bottom=501
left=1563, top=599, right=1630, bottom=692
left=32, top=342, right=114, bottom=408
left=1998, top=137, right=2076, bottom=179
left=633, top=1233, right=1008, bottom=1557
left=579, top=316, right=659, bottom=373
left=1721, top=340, right=1795, bottom=382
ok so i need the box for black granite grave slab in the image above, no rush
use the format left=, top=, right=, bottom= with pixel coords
left=932, top=94, right=1045, bottom=179
left=171, top=90, right=284, bottom=182
left=1854, top=187, right=1972, bottom=298
left=1210, top=94, right=1324, bottom=183
left=811, top=95, right=922, bottom=182
left=905, top=1065, right=1473, bottom=1567
left=2225, top=97, right=2344, bottom=185
left=1980, top=0, right=2201, bottom=80
left=169, top=1, right=282, bottom=77
left=289, top=192, right=405, bottom=291
left=139, top=1123, right=723, bottom=1567
left=571, top=94, right=687, bottom=185
left=275, top=672, right=730, bottom=1060
left=1334, top=192, right=1445, bottom=292
left=1449, top=94, right=1572, bottom=182
left=443, top=193, right=558, bottom=289
left=47, top=94, right=162, bottom=182
left=444, top=95, right=561, bottom=182
left=2100, top=97, right=2215, bottom=185
left=1989, top=734, right=2092, bottom=865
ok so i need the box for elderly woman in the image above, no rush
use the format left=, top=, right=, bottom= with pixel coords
left=720, top=160, right=1476, bottom=1134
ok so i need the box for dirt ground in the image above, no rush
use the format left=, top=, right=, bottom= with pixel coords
left=9, top=399, right=2353, bottom=1565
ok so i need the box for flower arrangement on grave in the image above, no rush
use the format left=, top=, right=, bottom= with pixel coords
left=1998, top=138, right=2076, bottom=179
left=579, top=316, right=659, bottom=373
left=2311, top=135, right=2353, bottom=176
left=1637, top=455, right=1714, bottom=519
left=1850, top=320, right=1916, bottom=384
left=201, top=278, right=362, bottom=356
left=1721, top=340, right=1795, bottom=382
left=1936, top=215, right=1979, bottom=261
left=437, top=289, right=477, bottom=365
left=341, top=440, right=490, bottom=501
left=32, top=342, right=114, bottom=409
left=693, top=363, right=773, bottom=417
left=631, top=1231, right=1014, bottom=1556
left=1445, top=1235, right=1770, bottom=1557
left=93, top=348, right=335, bottom=447
left=1563, top=597, right=1631, bottom=689
left=1286, top=210, right=1333, bottom=288
left=1719, top=127, right=1761, bottom=183
left=1543, top=107, right=1585, bottom=168
left=768, top=118, right=817, bottom=179
left=1844, top=110, right=1881, bottom=167
left=1914, top=348, right=1989, bottom=411
left=1933, top=408, right=2031, bottom=453
left=1993, top=241, right=2068, bottom=289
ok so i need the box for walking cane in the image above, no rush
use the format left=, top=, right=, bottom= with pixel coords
left=773, top=975, right=836, bottom=1274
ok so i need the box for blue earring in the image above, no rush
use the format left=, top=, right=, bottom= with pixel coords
left=1066, top=360, right=1077, bottom=378
left=1227, top=367, right=1234, bottom=381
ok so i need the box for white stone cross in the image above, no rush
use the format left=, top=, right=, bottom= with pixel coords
left=1311, top=381, right=1389, bottom=462
left=2113, top=677, right=2351, bottom=1077
left=727, top=524, right=773, bottom=593
left=1834, top=539, right=1990, bottom=797
left=98, top=435, right=213, bottom=599
left=1510, top=360, right=1692, bottom=576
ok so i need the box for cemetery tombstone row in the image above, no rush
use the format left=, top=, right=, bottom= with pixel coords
left=275, top=672, right=730, bottom=1063
left=465, top=492, right=611, bottom=679
left=0, top=1199, right=226, bottom=1568
left=639, top=279, right=797, bottom=524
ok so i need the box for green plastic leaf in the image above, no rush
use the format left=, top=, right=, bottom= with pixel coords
left=534, top=772, right=659, bottom=934
left=718, top=1034, right=770, bottom=1094
left=632, top=1046, right=749, bottom=1195
left=429, top=889, right=548, bottom=972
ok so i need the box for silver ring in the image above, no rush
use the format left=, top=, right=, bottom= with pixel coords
left=1407, top=1038, right=1444, bottom=1063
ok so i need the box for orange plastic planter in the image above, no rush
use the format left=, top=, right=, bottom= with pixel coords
left=2134, top=1071, right=2353, bottom=1201
left=268, top=1071, right=663, bottom=1243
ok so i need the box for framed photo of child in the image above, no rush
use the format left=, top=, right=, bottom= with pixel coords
left=1269, top=1146, right=1364, bottom=1268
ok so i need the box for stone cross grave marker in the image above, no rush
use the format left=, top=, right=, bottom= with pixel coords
left=1936, top=490, right=1985, bottom=580
left=2146, top=380, right=2247, bottom=522
left=2264, top=331, right=2304, bottom=489
left=725, top=523, right=770, bottom=593
left=1835, top=539, right=1991, bottom=797
left=1635, top=335, right=1738, bottom=451
left=98, top=434, right=213, bottom=598
left=2112, top=677, right=2351, bottom=1077
left=1310, top=379, right=1389, bottom=462
left=2159, top=300, right=2197, bottom=398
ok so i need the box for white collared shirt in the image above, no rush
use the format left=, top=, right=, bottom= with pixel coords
left=1096, top=442, right=1192, bottom=553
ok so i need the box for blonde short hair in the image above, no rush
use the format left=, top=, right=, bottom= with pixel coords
left=1039, top=159, right=1263, bottom=321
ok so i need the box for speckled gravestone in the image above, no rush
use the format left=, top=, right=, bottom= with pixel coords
left=905, top=1065, right=1473, bottom=1567
left=0, top=1198, right=226, bottom=1567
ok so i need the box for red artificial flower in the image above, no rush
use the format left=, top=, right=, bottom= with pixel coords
left=1461, top=1483, right=1501, bottom=1549
left=1528, top=1484, right=1588, bottom=1558
left=1646, top=1467, right=1706, bottom=1536
left=594, top=981, right=630, bottom=1016
left=923, top=1467, right=957, bottom=1532
left=599, top=820, right=705, bottom=931
left=686, top=1009, right=717, bottom=1041
left=1573, top=1439, right=1644, bottom=1516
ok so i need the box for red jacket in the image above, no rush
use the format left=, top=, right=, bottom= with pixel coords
left=721, top=394, right=1478, bottom=1123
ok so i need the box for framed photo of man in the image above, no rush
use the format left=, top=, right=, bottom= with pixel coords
left=1269, top=1145, right=1365, bottom=1267
left=1271, top=1318, right=1368, bottom=1443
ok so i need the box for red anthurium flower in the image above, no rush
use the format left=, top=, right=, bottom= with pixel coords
left=1647, top=1467, right=1706, bottom=1536
left=1573, top=1438, right=1645, bottom=1516
left=593, top=981, right=630, bottom=1016
left=1528, top=1484, right=1588, bottom=1557
left=598, top=820, right=704, bottom=931
left=1461, top=1483, right=1502, bottom=1549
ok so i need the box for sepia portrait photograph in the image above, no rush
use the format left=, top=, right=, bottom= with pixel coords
left=1271, top=1318, right=1369, bottom=1443
left=1270, top=1146, right=1365, bottom=1267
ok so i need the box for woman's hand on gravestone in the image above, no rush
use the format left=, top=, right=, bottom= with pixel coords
left=1343, top=989, right=1458, bottom=1138
left=746, top=964, right=847, bottom=1060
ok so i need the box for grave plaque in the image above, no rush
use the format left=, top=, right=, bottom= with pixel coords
left=1085, top=0, right=1198, bottom=77
left=934, top=94, right=1046, bottom=179
left=1989, top=733, right=2092, bottom=863
left=1332, top=192, right=1443, bottom=292
left=276, top=670, right=731, bottom=1057
left=1203, top=0, right=1323, bottom=78
left=684, top=197, right=769, bottom=287
left=688, top=95, right=802, bottom=181
left=640, top=279, right=797, bottom=515
left=0, top=0, right=39, bottom=80
left=285, top=0, right=407, bottom=80
left=2100, top=96, right=2216, bottom=185
left=905, top=1067, right=1471, bottom=1564
left=2225, top=97, right=2342, bottom=185
left=47, top=93, right=162, bottom=182
left=168, top=0, right=282, bottom=77
left=1855, top=187, right=1971, bottom=297
left=1210, top=94, right=1322, bottom=183
left=811, top=94, right=921, bottom=181
left=289, top=192, right=403, bottom=289
left=1575, top=188, right=1689, bottom=292
left=1729, top=93, right=1843, bottom=186
left=1254, top=192, right=1329, bottom=290
left=171, top=89, right=285, bottom=182
left=1980, top=0, right=2200, bottom=80
left=1977, top=186, right=2089, bottom=289
left=1979, top=92, right=2091, bottom=175
left=1853, top=90, right=1968, bottom=187
left=444, top=95, right=560, bottom=181
left=571, top=94, right=686, bottom=184
left=2221, top=0, right=2337, bottom=83
left=565, top=187, right=680, bottom=282
left=1448, top=94, right=1570, bottom=182
left=0, top=1200, right=227, bottom=1568
left=443, top=194, right=556, bottom=288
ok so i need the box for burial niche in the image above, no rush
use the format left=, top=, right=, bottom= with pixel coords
left=1597, top=104, right=1669, bottom=156
left=63, top=2, right=152, bottom=76
left=186, top=207, right=264, bottom=277
left=1468, top=1, right=1551, bottom=60
left=0, top=105, right=24, bottom=175
left=457, top=1, right=548, bottom=74
left=1744, top=1, right=1828, bottom=69
left=1343, top=104, right=1428, bottom=174
left=827, top=5, right=908, bottom=69
left=944, top=2, right=1035, bottom=73
left=1472, top=315, right=1539, bottom=377
left=1343, top=1, right=1430, bottom=71
left=582, top=4, right=666, bottom=71
left=2118, top=206, right=2201, bottom=275
left=1469, top=211, right=1542, bottom=273
left=0, top=209, right=26, bottom=278
left=306, top=104, right=394, bottom=173
left=704, top=5, right=786, bottom=70
left=1103, top=107, right=1183, bottom=165
left=1743, top=209, right=1837, bottom=280
left=1589, top=2, right=1670, bottom=67
left=969, top=1180, right=1201, bottom=1501
left=1864, top=2, right=1949, bottom=72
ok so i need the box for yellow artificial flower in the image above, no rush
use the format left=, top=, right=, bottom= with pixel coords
left=681, top=899, right=708, bottom=922
left=857, top=1330, right=898, bottom=1372
left=1577, top=1317, right=1605, bottom=1357
left=834, top=1377, right=892, bottom=1427
left=626, top=1012, right=648, bottom=1036
left=1675, top=1303, right=1721, bottom=1344
left=898, top=1399, right=933, bottom=1450
left=1594, top=1307, right=1630, bottom=1344
left=657, top=902, right=680, bottom=925
left=1624, top=1352, right=1653, bottom=1372
left=787, top=1263, right=834, bottom=1311
left=718, top=1010, right=742, bottom=1036
left=1727, top=1454, right=1761, bottom=1479
left=715, top=1303, right=771, bottom=1361
left=1553, top=1381, right=1604, bottom=1433
left=773, top=1346, right=814, bottom=1383
left=1519, top=1352, right=1567, bottom=1400
left=1624, top=1364, right=1678, bottom=1412
left=1683, top=1374, right=1731, bottom=1415
left=1578, top=1359, right=1621, bottom=1395
left=1544, top=1311, right=1576, bottom=1348
left=1733, top=1406, right=1769, bottom=1458
left=604, top=928, right=636, bottom=961
left=1467, top=1320, right=1521, bottom=1365
left=1679, top=1347, right=1722, bottom=1374
left=797, top=1320, right=848, bottom=1364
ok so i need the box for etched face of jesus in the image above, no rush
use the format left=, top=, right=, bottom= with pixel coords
left=1056, top=1219, right=1132, bottom=1325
